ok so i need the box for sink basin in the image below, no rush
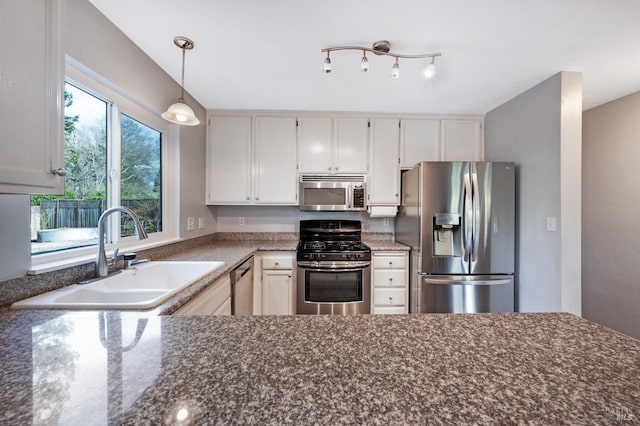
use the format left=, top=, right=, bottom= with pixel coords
left=11, top=261, right=225, bottom=310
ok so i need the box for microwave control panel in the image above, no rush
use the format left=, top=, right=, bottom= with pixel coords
left=353, top=185, right=365, bottom=208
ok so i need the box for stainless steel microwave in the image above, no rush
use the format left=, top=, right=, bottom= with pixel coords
left=298, top=175, right=367, bottom=211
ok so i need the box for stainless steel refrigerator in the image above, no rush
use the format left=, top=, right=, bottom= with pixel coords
left=395, top=161, right=515, bottom=313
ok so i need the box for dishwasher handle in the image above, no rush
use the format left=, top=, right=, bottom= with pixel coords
left=231, top=257, right=253, bottom=283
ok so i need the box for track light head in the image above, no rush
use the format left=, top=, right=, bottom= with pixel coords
left=391, top=58, right=400, bottom=79
left=424, top=57, right=436, bottom=79
left=361, top=51, right=369, bottom=72
left=323, top=52, right=332, bottom=73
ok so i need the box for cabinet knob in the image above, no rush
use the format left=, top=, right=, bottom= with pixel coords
left=246, top=196, right=250, bottom=200
left=51, top=168, right=67, bottom=177
left=287, top=275, right=291, bottom=278
left=389, top=297, right=393, bottom=303
left=255, top=197, right=259, bottom=200
left=275, top=262, right=279, bottom=266
left=328, top=167, right=332, bottom=171
left=335, top=167, right=339, bottom=171
left=389, top=261, right=393, bottom=266
left=389, top=278, right=393, bottom=283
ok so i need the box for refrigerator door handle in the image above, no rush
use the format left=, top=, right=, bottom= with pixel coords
left=463, top=172, right=473, bottom=263
left=471, top=171, right=480, bottom=263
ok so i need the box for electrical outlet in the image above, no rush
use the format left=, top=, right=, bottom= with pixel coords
left=546, top=217, right=556, bottom=232
left=187, top=217, right=195, bottom=231
left=198, top=217, right=204, bottom=229
left=383, top=217, right=390, bottom=227
left=239, top=217, right=245, bottom=225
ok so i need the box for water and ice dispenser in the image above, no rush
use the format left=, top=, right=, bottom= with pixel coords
left=433, top=213, right=461, bottom=257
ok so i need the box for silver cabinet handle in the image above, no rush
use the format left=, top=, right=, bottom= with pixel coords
left=51, top=168, right=67, bottom=176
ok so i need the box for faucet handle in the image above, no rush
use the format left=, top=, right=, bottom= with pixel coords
left=108, top=248, right=120, bottom=266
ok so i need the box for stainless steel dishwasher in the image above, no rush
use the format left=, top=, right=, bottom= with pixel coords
left=231, top=256, right=254, bottom=315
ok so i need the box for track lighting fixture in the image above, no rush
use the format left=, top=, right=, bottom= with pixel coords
left=162, top=36, right=200, bottom=126
left=321, top=40, right=441, bottom=79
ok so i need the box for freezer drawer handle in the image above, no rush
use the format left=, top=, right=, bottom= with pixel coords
left=423, top=278, right=512, bottom=286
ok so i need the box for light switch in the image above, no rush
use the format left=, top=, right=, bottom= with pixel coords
left=198, top=217, right=204, bottom=229
left=546, top=217, right=556, bottom=232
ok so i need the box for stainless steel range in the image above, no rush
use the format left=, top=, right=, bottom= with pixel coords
left=296, top=220, right=371, bottom=315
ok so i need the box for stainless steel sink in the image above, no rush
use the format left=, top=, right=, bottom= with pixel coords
left=11, top=261, right=225, bottom=310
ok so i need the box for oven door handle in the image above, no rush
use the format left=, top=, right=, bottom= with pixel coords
left=297, top=261, right=371, bottom=270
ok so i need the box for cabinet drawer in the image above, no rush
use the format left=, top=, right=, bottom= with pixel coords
left=373, top=254, right=407, bottom=269
left=373, top=306, right=407, bottom=315
left=373, top=270, right=405, bottom=287
left=174, top=275, right=231, bottom=316
left=373, top=288, right=406, bottom=307
left=262, top=256, right=293, bottom=270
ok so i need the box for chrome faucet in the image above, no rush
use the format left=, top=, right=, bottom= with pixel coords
left=96, top=206, right=148, bottom=277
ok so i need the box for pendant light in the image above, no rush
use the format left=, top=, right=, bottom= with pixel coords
left=162, top=36, right=200, bottom=126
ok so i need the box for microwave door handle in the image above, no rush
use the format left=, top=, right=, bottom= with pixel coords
left=346, top=184, right=352, bottom=209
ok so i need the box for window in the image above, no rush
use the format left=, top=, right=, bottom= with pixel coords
left=30, top=63, right=173, bottom=261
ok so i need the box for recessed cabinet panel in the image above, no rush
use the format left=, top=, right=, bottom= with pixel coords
left=0, top=0, right=64, bottom=194
left=255, top=116, right=297, bottom=204
left=442, top=120, right=483, bottom=161
left=334, top=118, right=369, bottom=173
left=207, top=116, right=252, bottom=203
left=369, top=119, right=400, bottom=205
left=400, top=119, right=440, bottom=169
left=262, top=270, right=294, bottom=315
left=298, top=117, right=333, bottom=173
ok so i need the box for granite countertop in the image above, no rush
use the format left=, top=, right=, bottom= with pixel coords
left=1, top=311, right=638, bottom=424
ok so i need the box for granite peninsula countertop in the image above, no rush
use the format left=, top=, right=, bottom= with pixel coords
left=1, top=311, right=638, bottom=425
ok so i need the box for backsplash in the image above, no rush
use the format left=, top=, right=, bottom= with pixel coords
left=215, top=206, right=395, bottom=233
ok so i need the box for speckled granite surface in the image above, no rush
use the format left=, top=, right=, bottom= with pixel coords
left=1, top=312, right=638, bottom=424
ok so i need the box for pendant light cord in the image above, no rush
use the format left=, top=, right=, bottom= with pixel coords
left=180, top=45, right=186, bottom=101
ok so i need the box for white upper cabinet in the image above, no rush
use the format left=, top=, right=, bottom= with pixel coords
left=400, top=119, right=441, bottom=169
left=207, top=115, right=298, bottom=205
left=441, top=119, right=484, bottom=161
left=0, top=0, right=64, bottom=194
left=333, top=118, right=369, bottom=174
left=298, top=117, right=369, bottom=174
left=254, top=116, right=297, bottom=204
left=207, top=116, right=253, bottom=204
left=297, top=117, right=332, bottom=173
left=369, top=119, right=400, bottom=205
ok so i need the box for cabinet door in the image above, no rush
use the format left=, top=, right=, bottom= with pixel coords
left=262, top=270, right=294, bottom=315
left=400, top=119, right=440, bottom=168
left=369, top=119, right=400, bottom=205
left=441, top=120, right=483, bottom=161
left=0, top=0, right=64, bottom=194
left=297, top=117, right=332, bottom=173
left=334, top=118, right=369, bottom=173
left=207, top=116, right=252, bottom=204
left=254, top=116, right=297, bottom=204
left=173, top=275, right=231, bottom=316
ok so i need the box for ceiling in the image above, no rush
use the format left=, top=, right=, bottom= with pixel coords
left=89, top=0, right=640, bottom=115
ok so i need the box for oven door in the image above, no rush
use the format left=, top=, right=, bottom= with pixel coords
left=296, top=261, right=371, bottom=314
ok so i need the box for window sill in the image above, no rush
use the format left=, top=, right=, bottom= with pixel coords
left=28, top=237, right=183, bottom=275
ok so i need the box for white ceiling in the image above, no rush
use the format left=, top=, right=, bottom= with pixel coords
left=89, top=0, right=640, bottom=115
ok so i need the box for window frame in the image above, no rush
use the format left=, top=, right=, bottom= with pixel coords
left=30, top=59, right=179, bottom=270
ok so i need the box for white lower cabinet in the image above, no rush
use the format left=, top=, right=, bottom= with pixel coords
left=173, top=274, right=231, bottom=316
left=261, top=252, right=295, bottom=315
left=371, top=251, right=409, bottom=314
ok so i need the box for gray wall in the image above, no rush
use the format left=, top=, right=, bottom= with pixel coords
left=484, top=72, right=582, bottom=314
left=583, top=91, right=640, bottom=339
left=0, top=0, right=215, bottom=282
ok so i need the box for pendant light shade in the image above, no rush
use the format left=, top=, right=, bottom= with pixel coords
left=162, top=99, right=200, bottom=126
left=163, top=36, right=200, bottom=126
